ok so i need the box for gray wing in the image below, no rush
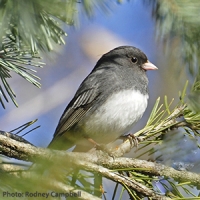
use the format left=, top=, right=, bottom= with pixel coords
left=52, top=66, right=114, bottom=140
left=48, top=65, right=118, bottom=150
left=53, top=87, right=99, bottom=138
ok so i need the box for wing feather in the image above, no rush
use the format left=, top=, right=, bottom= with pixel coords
left=53, top=87, right=99, bottom=138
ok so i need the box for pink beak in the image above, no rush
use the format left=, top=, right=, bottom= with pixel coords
left=142, top=60, right=158, bottom=70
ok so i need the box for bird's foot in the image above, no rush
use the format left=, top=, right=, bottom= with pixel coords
left=119, top=133, right=141, bottom=148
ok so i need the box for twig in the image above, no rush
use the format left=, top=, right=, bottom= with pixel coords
left=114, top=105, right=187, bottom=157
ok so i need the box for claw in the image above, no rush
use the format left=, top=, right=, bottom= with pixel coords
left=119, top=133, right=141, bottom=148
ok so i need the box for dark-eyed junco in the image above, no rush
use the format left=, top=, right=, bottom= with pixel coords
left=48, top=46, right=157, bottom=151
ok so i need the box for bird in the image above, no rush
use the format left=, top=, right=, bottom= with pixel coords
left=48, top=46, right=157, bottom=152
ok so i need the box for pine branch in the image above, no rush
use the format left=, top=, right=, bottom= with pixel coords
left=151, top=0, right=200, bottom=77
left=0, top=133, right=170, bottom=199
left=0, top=128, right=199, bottom=199
left=0, top=164, right=101, bottom=200
left=0, top=0, right=120, bottom=108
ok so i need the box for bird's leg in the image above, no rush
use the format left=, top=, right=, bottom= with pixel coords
left=86, top=138, right=114, bottom=157
left=87, top=138, right=106, bottom=150
left=87, top=138, right=99, bottom=146
left=119, top=133, right=141, bottom=148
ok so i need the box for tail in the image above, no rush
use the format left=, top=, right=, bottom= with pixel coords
left=47, top=136, right=75, bottom=150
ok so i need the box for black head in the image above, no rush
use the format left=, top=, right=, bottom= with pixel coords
left=95, top=46, right=157, bottom=72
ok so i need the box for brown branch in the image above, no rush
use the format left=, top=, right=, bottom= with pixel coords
left=71, top=160, right=170, bottom=200
left=0, top=134, right=169, bottom=199
left=1, top=132, right=200, bottom=199
left=1, top=131, right=200, bottom=187
left=0, top=131, right=34, bottom=145
left=96, top=157, right=200, bottom=187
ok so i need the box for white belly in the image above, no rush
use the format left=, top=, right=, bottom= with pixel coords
left=83, top=89, right=148, bottom=144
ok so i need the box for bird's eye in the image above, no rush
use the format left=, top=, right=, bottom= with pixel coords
left=131, top=57, right=138, bottom=63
